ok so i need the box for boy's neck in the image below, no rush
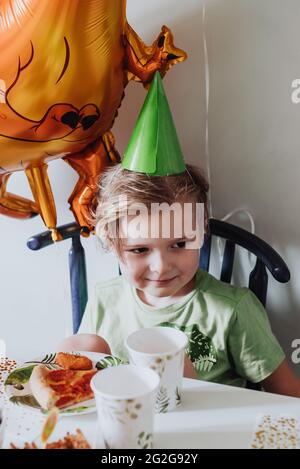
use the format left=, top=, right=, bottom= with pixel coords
left=136, top=274, right=197, bottom=308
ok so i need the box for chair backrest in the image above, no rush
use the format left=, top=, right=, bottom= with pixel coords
left=200, top=219, right=290, bottom=307
left=199, top=219, right=290, bottom=392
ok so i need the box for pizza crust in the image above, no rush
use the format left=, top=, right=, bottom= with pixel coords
left=29, top=365, right=58, bottom=410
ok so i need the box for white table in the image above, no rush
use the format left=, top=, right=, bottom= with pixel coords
left=2, top=377, right=300, bottom=449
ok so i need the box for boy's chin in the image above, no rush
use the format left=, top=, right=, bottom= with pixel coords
left=143, top=284, right=179, bottom=297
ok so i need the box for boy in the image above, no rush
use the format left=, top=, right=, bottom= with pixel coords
left=58, top=73, right=300, bottom=395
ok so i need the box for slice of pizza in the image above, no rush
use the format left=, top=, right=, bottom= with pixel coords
left=29, top=365, right=97, bottom=410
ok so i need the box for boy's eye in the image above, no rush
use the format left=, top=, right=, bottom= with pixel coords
left=129, top=247, right=149, bottom=254
left=172, top=241, right=186, bottom=249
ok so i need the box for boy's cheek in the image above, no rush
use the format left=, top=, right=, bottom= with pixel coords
left=179, top=249, right=200, bottom=274
left=185, top=232, right=204, bottom=250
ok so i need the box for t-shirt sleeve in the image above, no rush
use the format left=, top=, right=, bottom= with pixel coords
left=228, top=290, right=285, bottom=383
left=77, top=287, right=105, bottom=335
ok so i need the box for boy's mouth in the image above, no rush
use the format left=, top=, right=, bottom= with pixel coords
left=146, top=276, right=177, bottom=285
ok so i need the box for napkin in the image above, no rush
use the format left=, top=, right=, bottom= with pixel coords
left=251, top=414, right=300, bottom=449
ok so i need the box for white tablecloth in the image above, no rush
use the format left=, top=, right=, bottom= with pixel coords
left=2, top=361, right=300, bottom=449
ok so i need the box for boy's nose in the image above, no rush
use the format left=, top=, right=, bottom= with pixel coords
left=148, top=251, right=171, bottom=276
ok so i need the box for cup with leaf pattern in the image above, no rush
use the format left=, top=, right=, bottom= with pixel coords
left=91, top=364, right=159, bottom=449
left=125, top=327, right=188, bottom=413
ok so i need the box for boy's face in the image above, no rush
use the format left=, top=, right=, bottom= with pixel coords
left=116, top=200, right=204, bottom=299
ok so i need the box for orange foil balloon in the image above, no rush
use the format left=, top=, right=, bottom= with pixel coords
left=0, top=0, right=186, bottom=240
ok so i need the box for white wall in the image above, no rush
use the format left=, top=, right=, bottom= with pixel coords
left=1, top=0, right=300, bottom=378
left=206, top=0, right=300, bottom=374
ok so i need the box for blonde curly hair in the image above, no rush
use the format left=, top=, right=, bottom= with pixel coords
left=93, top=163, right=209, bottom=259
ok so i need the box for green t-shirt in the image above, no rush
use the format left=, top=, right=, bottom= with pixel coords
left=78, top=269, right=285, bottom=388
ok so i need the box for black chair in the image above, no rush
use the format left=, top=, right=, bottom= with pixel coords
left=27, top=218, right=290, bottom=389
left=200, top=219, right=290, bottom=308
left=199, top=219, right=290, bottom=391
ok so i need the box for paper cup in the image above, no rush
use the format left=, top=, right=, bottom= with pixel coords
left=91, top=365, right=159, bottom=449
left=125, top=327, right=188, bottom=413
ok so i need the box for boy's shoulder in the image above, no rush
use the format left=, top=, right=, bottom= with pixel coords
left=197, top=269, right=252, bottom=307
left=91, top=275, right=129, bottom=309
left=196, top=270, right=262, bottom=323
left=94, top=275, right=126, bottom=294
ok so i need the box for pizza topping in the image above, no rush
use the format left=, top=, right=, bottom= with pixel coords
left=50, top=384, right=69, bottom=393
left=55, top=395, right=75, bottom=408
left=49, top=369, right=75, bottom=382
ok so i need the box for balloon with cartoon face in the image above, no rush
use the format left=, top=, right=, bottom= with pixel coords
left=0, top=0, right=186, bottom=240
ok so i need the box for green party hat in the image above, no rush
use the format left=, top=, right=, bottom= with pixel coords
left=122, top=72, right=186, bottom=176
